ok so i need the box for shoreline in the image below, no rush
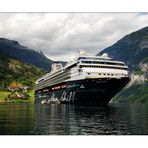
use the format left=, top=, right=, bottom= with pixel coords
left=0, top=90, right=35, bottom=103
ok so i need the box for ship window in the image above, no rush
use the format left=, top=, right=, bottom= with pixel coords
left=81, top=61, right=125, bottom=66
left=82, top=61, right=92, bottom=64
left=79, top=65, right=127, bottom=70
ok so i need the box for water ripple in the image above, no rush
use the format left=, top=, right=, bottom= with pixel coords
left=0, top=103, right=148, bottom=135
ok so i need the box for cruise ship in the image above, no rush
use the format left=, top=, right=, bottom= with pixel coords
left=35, top=50, right=130, bottom=105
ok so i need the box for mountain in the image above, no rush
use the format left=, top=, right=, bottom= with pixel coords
left=0, top=38, right=54, bottom=71
left=98, top=26, right=148, bottom=70
left=98, top=26, right=148, bottom=103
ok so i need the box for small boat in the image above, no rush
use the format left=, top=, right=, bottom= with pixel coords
left=41, top=99, right=47, bottom=104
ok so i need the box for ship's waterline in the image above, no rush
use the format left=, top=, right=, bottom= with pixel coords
left=35, top=51, right=130, bottom=105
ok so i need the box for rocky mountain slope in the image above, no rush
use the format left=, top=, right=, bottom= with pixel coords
left=98, top=26, right=148, bottom=103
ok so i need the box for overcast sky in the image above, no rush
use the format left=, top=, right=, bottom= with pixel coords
left=0, top=13, right=148, bottom=61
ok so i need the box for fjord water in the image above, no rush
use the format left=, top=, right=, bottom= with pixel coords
left=0, top=103, right=148, bottom=135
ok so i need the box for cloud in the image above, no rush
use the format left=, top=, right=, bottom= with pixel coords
left=0, top=13, right=148, bottom=61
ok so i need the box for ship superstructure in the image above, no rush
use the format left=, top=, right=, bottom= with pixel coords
left=35, top=50, right=130, bottom=105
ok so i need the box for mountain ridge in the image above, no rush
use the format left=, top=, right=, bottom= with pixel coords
left=98, top=26, right=148, bottom=70
left=0, top=38, right=54, bottom=71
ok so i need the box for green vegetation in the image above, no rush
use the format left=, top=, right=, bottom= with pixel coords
left=134, top=68, right=144, bottom=75
left=114, top=81, right=148, bottom=103
left=0, top=52, right=46, bottom=103
left=0, top=91, right=11, bottom=102
left=28, top=90, right=35, bottom=103
left=0, top=58, right=45, bottom=88
left=0, top=89, right=35, bottom=103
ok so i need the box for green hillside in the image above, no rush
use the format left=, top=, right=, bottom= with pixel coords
left=113, top=81, right=148, bottom=103
left=0, top=52, right=46, bottom=103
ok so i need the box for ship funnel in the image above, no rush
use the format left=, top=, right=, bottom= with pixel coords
left=50, top=63, right=63, bottom=74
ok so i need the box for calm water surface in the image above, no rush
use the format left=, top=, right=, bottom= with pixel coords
left=0, top=103, right=148, bottom=135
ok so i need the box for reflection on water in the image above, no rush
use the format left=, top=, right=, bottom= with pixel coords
left=0, top=103, right=34, bottom=135
left=0, top=103, right=148, bottom=135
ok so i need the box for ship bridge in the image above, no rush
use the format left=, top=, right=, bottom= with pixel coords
left=68, top=53, right=129, bottom=81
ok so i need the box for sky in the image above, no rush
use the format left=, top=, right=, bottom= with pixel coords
left=0, top=13, right=148, bottom=61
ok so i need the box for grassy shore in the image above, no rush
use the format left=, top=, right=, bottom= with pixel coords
left=0, top=91, right=11, bottom=102
left=0, top=90, right=35, bottom=103
left=28, top=90, right=35, bottom=103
